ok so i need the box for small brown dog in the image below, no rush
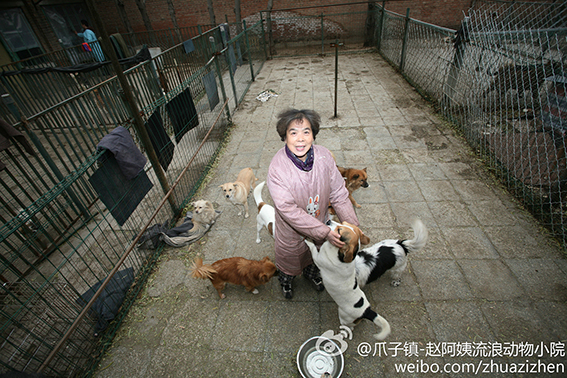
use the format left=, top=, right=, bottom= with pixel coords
left=191, top=256, right=277, bottom=299
left=219, top=167, right=257, bottom=218
left=190, top=200, right=216, bottom=232
left=337, top=166, right=369, bottom=208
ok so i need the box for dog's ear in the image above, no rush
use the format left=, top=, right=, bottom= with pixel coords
left=338, top=243, right=356, bottom=263
left=359, top=231, right=370, bottom=245
left=363, top=167, right=367, bottom=172
left=337, top=226, right=357, bottom=263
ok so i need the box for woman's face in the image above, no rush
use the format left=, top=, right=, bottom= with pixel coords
left=285, top=118, right=313, bottom=161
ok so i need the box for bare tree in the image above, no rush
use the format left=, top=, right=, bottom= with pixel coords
left=234, top=0, right=242, bottom=35
left=207, top=0, right=216, bottom=26
left=166, top=0, right=182, bottom=43
left=114, top=0, right=134, bottom=34
left=134, top=0, right=154, bottom=32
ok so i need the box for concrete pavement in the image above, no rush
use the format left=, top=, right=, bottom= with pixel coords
left=95, top=52, right=567, bottom=378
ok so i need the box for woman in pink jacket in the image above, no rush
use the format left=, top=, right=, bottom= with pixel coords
left=267, top=109, right=359, bottom=299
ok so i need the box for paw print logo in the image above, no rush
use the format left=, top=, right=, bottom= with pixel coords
left=316, top=326, right=352, bottom=357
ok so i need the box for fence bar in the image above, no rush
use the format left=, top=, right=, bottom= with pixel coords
left=400, top=8, right=411, bottom=72
left=37, top=97, right=230, bottom=373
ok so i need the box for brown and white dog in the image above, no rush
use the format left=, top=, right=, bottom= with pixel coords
left=191, top=256, right=277, bottom=299
left=304, top=221, right=391, bottom=340
left=337, top=166, right=369, bottom=208
left=189, top=199, right=217, bottom=233
left=219, top=167, right=257, bottom=218
left=253, top=181, right=275, bottom=243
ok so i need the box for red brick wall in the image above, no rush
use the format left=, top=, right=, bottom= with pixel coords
left=95, top=0, right=473, bottom=34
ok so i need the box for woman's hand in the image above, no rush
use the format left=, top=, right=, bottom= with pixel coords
left=326, top=230, right=344, bottom=248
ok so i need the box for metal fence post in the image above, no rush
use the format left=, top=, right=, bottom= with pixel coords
left=220, top=25, right=239, bottom=109
left=210, top=36, right=231, bottom=121
left=243, top=20, right=255, bottom=81
left=321, top=13, right=325, bottom=56
left=400, top=8, right=411, bottom=72
left=259, top=12, right=268, bottom=61
left=442, top=16, right=469, bottom=109
left=377, top=0, right=386, bottom=51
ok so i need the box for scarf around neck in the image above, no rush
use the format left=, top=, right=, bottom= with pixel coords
left=285, top=145, right=314, bottom=172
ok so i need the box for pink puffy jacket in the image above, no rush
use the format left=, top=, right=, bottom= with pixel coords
left=267, top=144, right=359, bottom=276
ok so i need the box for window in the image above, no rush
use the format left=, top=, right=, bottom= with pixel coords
left=0, top=8, right=43, bottom=61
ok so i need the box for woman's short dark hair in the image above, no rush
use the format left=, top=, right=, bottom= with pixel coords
left=276, top=109, right=321, bottom=141
left=80, top=20, right=89, bottom=27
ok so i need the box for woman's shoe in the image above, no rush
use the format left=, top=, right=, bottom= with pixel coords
left=309, top=276, right=325, bottom=292
left=282, top=283, right=293, bottom=299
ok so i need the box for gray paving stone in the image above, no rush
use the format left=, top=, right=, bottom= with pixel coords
left=411, top=260, right=474, bottom=300
left=95, top=53, right=566, bottom=378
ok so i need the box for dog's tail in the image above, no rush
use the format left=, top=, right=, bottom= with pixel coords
left=254, top=181, right=267, bottom=210
left=400, top=219, right=428, bottom=254
left=191, top=257, right=217, bottom=280
left=362, top=308, right=391, bottom=340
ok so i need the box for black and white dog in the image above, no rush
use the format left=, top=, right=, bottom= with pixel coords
left=355, top=219, right=428, bottom=288
left=304, top=221, right=391, bottom=340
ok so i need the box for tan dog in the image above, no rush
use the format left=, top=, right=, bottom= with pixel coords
left=190, top=200, right=216, bottom=232
left=191, top=256, right=277, bottom=299
left=219, top=167, right=257, bottom=218
left=337, top=166, right=369, bottom=208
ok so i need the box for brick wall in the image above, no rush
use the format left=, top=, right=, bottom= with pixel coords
left=96, top=0, right=473, bottom=34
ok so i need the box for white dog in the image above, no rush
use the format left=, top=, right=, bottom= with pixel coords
left=355, top=219, right=428, bottom=288
left=253, top=181, right=275, bottom=243
left=304, top=221, right=391, bottom=340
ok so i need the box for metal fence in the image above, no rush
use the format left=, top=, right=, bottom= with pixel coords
left=255, top=2, right=375, bottom=57
left=374, top=0, right=567, bottom=246
left=0, top=24, right=217, bottom=124
left=0, top=18, right=266, bottom=376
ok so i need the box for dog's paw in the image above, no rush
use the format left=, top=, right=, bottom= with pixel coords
left=391, top=279, right=401, bottom=287
left=252, top=288, right=259, bottom=294
left=256, top=238, right=261, bottom=244
left=355, top=203, right=362, bottom=208
left=244, top=213, right=249, bottom=218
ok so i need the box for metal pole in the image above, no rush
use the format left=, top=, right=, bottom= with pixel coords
left=377, top=0, right=386, bottom=51
left=400, top=8, right=411, bottom=73
left=331, top=39, right=343, bottom=118
left=243, top=20, right=255, bottom=81
left=210, top=36, right=232, bottom=121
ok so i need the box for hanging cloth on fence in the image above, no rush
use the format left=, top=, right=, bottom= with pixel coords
left=202, top=71, right=219, bottom=111
left=77, top=267, right=135, bottom=336
left=89, top=150, right=153, bottom=226
left=145, top=109, right=174, bottom=171
left=0, top=118, right=36, bottom=171
left=96, top=126, right=146, bottom=180
left=165, top=87, right=199, bottom=143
